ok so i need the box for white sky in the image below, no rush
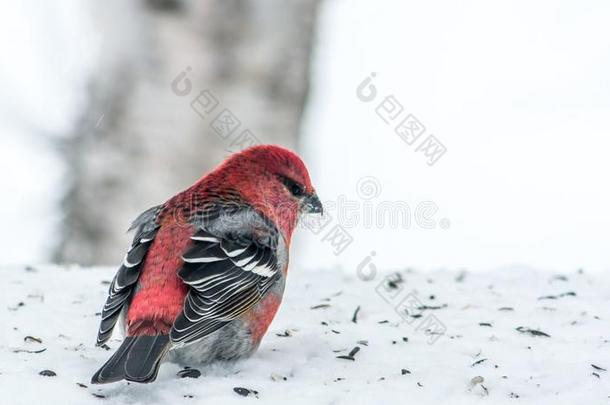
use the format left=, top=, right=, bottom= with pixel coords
left=294, top=0, right=610, bottom=273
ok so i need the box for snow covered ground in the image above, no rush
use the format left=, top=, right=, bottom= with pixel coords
left=1, top=265, right=608, bottom=404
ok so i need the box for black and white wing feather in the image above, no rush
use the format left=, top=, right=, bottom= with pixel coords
left=170, top=228, right=281, bottom=345
left=96, top=206, right=161, bottom=345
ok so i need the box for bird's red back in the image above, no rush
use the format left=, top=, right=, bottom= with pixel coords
left=126, top=218, right=192, bottom=336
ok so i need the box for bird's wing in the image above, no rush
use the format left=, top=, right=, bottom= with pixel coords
left=170, top=224, right=281, bottom=346
left=96, top=206, right=162, bottom=345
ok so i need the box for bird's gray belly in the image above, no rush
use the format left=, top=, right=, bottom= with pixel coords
left=167, top=320, right=256, bottom=365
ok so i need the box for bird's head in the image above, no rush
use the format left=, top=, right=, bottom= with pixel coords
left=210, top=145, right=323, bottom=241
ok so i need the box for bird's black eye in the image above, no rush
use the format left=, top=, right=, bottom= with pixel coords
left=281, top=176, right=305, bottom=197
left=291, top=183, right=305, bottom=197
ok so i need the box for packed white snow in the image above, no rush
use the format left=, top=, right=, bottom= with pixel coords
left=1, top=265, right=608, bottom=404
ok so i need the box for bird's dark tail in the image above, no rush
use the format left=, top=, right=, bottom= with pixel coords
left=91, top=335, right=170, bottom=384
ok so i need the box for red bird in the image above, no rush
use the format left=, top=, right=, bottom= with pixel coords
left=91, top=145, right=322, bottom=384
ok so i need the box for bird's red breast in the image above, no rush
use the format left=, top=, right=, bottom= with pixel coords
left=244, top=293, right=282, bottom=343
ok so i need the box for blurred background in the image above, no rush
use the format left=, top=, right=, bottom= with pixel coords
left=1, top=0, right=609, bottom=274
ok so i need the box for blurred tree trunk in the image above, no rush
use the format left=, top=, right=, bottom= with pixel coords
left=55, top=0, right=319, bottom=265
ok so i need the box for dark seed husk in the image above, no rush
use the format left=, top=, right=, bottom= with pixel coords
left=13, top=348, right=46, bottom=354
left=177, top=368, right=201, bottom=379
left=233, top=387, right=258, bottom=397
left=537, top=291, right=576, bottom=300
left=416, top=304, right=447, bottom=310
left=515, top=326, right=551, bottom=337
left=352, top=306, right=361, bottom=323
left=471, top=358, right=488, bottom=367
left=591, top=364, right=606, bottom=371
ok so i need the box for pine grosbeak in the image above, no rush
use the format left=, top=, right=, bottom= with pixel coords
left=91, top=145, right=322, bottom=384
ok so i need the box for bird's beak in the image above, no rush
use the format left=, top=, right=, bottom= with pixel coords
left=303, top=193, right=323, bottom=215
